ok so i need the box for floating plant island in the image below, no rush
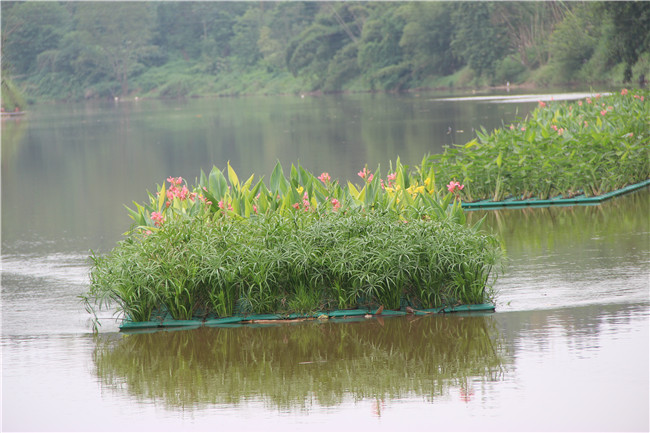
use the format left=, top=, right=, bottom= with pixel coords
left=83, top=89, right=648, bottom=331
left=84, top=159, right=502, bottom=332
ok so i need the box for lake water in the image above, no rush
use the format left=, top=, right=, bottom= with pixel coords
left=2, top=90, right=649, bottom=431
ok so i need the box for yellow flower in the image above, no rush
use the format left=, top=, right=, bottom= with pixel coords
left=296, top=186, right=304, bottom=194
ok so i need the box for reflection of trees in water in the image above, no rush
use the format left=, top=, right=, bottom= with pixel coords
left=93, top=314, right=507, bottom=410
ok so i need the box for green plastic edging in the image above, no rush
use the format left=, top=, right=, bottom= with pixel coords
left=413, top=303, right=496, bottom=315
left=119, top=320, right=161, bottom=329
left=204, top=316, right=244, bottom=326
left=327, top=309, right=372, bottom=318
left=119, top=303, right=495, bottom=330
left=161, top=319, right=203, bottom=327
left=462, top=179, right=649, bottom=210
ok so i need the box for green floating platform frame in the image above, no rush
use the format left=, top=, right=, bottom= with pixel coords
left=119, top=303, right=496, bottom=331
left=461, top=179, right=649, bottom=210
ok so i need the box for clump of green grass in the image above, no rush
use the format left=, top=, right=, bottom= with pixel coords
left=427, top=89, right=649, bottom=201
left=83, top=210, right=501, bottom=325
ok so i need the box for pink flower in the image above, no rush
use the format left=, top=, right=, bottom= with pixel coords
left=331, top=198, right=341, bottom=211
left=509, top=124, right=515, bottom=130
left=558, top=128, right=564, bottom=135
left=584, top=121, right=588, bottom=127
left=586, top=98, right=592, bottom=104
left=538, top=101, right=546, bottom=108
left=144, top=230, right=152, bottom=236
left=318, top=172, right=331, bottom=184
left=178, top=185, right=189, bottom=200
left=578, top=100, right=583, bottom=106
left=521, top=126, right=526, bottom=131
left=386, top=172, right=396, bottom=188
left=447, top=181, right=464, bottom=193
left=600, top=110, right=607, bottom=116
left=151, top=212, right=164, bottom=227
left=292, top=203, right=300, bottom=210
left=551, top=124, right=558, bottom=131
left=253, top=204, right=258, bottom=214
left=607, top=106, right=613, bottom=111
left=626, top=132, right=634, bottom=138
left=621, top=88, right=628, bottom=96
left=218, top=200, right=225, bottom=209
left=357, top=167, right=373, bottom=182
left=166, top=176, right=183, bottom=187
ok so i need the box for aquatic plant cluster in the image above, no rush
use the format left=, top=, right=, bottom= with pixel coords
left=427, top=89, right=649, bottom=201
left=85, top=160, right=501, bottom=324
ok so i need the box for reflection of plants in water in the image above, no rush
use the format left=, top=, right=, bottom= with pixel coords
left=93, top=315, right=506, bottom=410
left=0, top=117, right=28, bottom=162
left=468, top=190, right=649, bottom=256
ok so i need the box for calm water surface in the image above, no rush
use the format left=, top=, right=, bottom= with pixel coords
left=2, top=90, right=648, bottom=431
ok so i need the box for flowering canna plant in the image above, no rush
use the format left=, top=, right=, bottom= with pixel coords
left=125, top=158, right=470, bottom=235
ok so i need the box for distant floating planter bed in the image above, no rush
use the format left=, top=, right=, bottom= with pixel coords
left=461, top=179, right=650, bottom=211
left=119, top=303, right=496, bottom=331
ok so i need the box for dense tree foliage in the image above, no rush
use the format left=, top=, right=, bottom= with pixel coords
left=2, top=1, right=648, bottom=102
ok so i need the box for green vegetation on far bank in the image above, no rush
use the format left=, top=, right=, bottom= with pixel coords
left=2, top=1, right=649, bottom=102
left=1, top=76, right=27, bottom=111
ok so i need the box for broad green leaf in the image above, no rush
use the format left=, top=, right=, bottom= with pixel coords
left=242, top=173, right=255, bottom=191
left=157, top=184, right=165, bottom=211
left=347, top=181, right=360, bottom=200
left=227, top=161, right=239, bottom=190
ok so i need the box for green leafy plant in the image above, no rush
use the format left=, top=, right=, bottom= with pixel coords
left=84, top=209, right=501, bottom=325
left=427, top=89, right=649, bottom=201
